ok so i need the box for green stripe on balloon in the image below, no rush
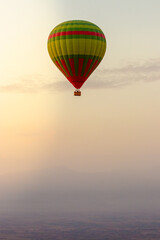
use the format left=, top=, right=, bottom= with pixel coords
left=81, top=56, right=89, bottom=76
left=85, top=56, right=99, bottom=77
left=63, top=56, right=73, bottom=76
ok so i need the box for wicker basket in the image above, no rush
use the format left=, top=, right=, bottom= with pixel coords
left=74, top=90, right=81, bottom=96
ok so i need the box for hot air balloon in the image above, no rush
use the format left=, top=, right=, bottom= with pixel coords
left=47, top=20, right=106, bottom=96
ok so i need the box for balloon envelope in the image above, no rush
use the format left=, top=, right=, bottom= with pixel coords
left=47, top=20, right=106, bottom=89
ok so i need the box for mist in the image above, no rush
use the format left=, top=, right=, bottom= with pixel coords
left=1, top=159, right=160, bottom=216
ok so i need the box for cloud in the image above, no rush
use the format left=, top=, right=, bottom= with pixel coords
left=87, top=58, right=160, bottom=89
left=1, top=59, right=160, bottom=93
left=0, top=73, right=54, bottom=93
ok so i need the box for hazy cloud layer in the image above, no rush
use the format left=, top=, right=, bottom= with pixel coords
left=1, top=166, right=160, bottom=214
left=1, top=59, right=160, bottom=92
left=86, top=58, right=160, bottom=89
left=0, top=73, right=52, bottom=93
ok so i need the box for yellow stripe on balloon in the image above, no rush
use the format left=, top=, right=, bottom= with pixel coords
left=48, top=39, right=106, bottom=58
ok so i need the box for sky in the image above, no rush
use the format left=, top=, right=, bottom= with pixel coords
left=0, top=0, right=160, bottom=214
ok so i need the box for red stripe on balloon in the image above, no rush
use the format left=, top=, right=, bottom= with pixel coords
left=55, top=61, right=68, bottom=78
left=49, top=31, right=105, bottom=39
left=84, top=59, right=93, bottom=77
left=61, top=59, right=71, bottom=77
left=78, top=58, right=84, bottom=77
left=69, top=58, right=76, bottom=77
